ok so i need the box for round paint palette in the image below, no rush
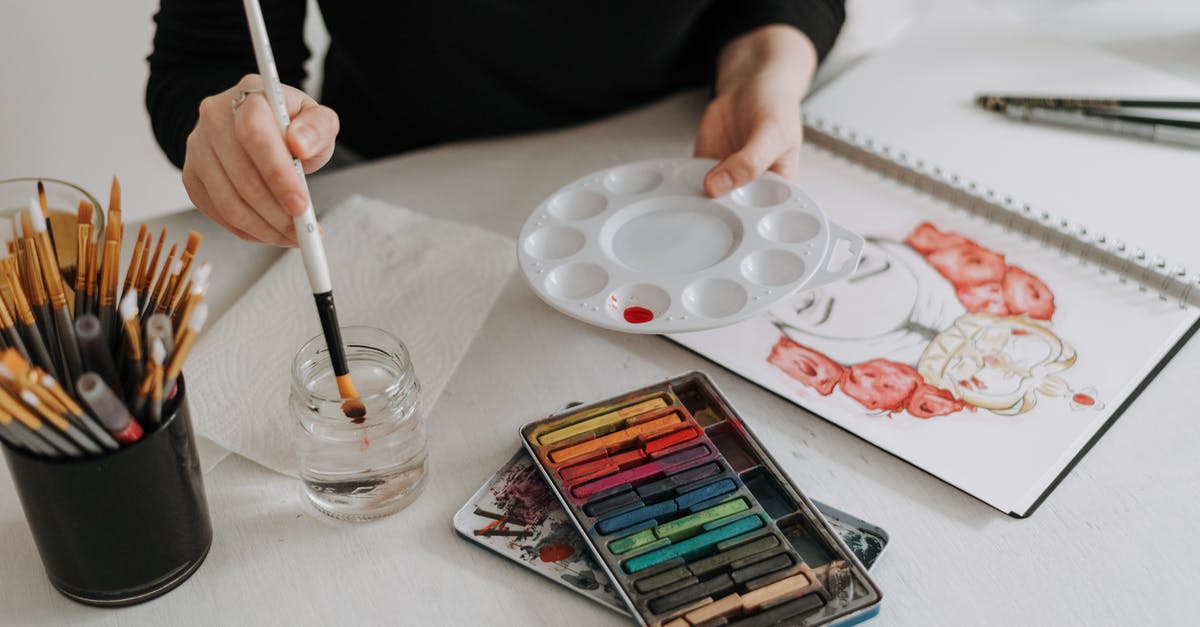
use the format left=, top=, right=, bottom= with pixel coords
left=518, top=158, right=863, bottom=333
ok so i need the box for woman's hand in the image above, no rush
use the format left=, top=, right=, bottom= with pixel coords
left=182, top=74, right=339, bottom=246
left=695, top=25, right=819, bottom=197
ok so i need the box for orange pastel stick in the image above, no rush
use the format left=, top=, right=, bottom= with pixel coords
left=549, top=413, right=682, bottom=464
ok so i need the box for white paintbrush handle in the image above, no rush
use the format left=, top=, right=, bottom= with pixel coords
left=243, top=0, right=332, bottom=294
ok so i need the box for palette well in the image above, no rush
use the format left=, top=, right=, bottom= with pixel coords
left=521, top=372, right=883, bottom=626
left=518, top=159, right=864, bottom=334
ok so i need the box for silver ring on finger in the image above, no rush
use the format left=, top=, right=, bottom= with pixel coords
left=232, top=88, right=266, bottom=111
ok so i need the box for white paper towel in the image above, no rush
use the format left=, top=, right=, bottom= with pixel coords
left=186, top=195, right=515, bottom=475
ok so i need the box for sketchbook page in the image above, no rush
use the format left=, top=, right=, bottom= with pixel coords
left=803, top=1, right=1200, bottom=272
left=671, top=146, right=1200, bottom=516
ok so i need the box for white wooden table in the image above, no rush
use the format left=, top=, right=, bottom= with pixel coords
left=2, top=3, right=1199, bottom=625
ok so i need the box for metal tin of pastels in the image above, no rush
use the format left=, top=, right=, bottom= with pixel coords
left=518, top=159, right=864, bottom=333
left=520, top=372, right=883, bottom=626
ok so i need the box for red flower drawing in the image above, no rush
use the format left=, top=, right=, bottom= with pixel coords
left=907, top=384, right=967, bottom=418
left=1002, top=266, right=1055, bottom=320
left=904, top=222, right=977, bottom=255
left=767, top=337, right=843, bottom=396
left=927, top=244, right=1007, bottom=287
left=839, top=359, right=923, bottom=413
left=956, top=282, right=1008, bottom=316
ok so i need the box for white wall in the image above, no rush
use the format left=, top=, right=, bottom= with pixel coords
left=0, top=0, right=329, bottom=221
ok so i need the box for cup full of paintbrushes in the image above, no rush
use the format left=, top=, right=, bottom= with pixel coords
left=0, top=178, right=215, bottom=606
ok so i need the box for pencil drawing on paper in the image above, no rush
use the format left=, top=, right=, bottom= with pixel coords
left=766, top=222, right=1102, bottom=419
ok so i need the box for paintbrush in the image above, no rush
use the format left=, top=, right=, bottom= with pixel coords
left=35, top=181, right=58, bottom=262
left=96, top=209, right=121, bottom=348
left=74, top=200, right=92, bottom=319
left=84, top=236, right=98, bottom=316
left=0, top=248, right=55, bottom=376
left=121, top=225, right=148, bottom=307
left=172, top=263, right=210, bottom=337
left=28, top=199, right=84, bottom=394
left=144, top=244, right=176, bottom=325
left=164, top=302, right=206, bottom=398
left=242, top=0, right=366, bottom=420
left=157, top=258, right=184, bottom=315
left=131, top=338, right=164, bottom=424
left=0, top=280, right=29, bottom=362
left=139, top=227, right=166, bottom=313
left=165, top=232, right=201, bottom=312
left=0, top=403, right=66, bottom=457
left=17, top=213, right=57, bottom=369
left=0, top=352, right=115, bottom=452
left=117, top=290, right=143, bottom=393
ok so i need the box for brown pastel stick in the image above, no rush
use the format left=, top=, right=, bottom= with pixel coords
left=739, top=573, right=814, bottom=611
left=662, top=619, right=689, bottom=627
left=549, top=412, right=682, bottom=463
left=684, top=592, right=744, bottom=624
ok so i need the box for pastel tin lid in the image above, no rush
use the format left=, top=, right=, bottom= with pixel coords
left=518, top=158, right=864, bottom=333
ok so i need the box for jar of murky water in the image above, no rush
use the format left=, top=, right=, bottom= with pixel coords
left=290, top=326, right=427, bottom=521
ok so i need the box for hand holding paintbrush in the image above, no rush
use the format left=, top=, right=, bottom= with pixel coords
left=242, top=0, right=365, bottom=420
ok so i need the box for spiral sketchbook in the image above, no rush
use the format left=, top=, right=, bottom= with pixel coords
left=670, top=5, right=1200, bottom=517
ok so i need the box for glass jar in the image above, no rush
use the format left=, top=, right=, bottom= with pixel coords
left=290, top=326, right=428, bottom=521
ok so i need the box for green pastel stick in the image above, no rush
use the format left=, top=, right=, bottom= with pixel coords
left=623, top=514, right=764, bottom=574
left=654, top=498, right=749, bottom=542
left=609, top=529, right=669, bottom=555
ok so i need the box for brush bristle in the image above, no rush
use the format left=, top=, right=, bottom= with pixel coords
left=26, top=199, right=47, bottom=233
left=186, top=231, right=202, bottom=253
left=193, top=262, right=212, bottom=288
left=119, top=290, right=138, bottom=320
left=335, top=375, right=367, bottom=419
left=150, top=338, right=165, bottom=364
left=136, top=224, right=148, bottom=242
left=109, top=176, right=121, bottom=215
left=189, top=302, right=209, bottom=331
left=1, top=351, right=26, bottom=377
left=77, top=200, right=93, bottom=225
left=18, top=211, right=32, bottom=237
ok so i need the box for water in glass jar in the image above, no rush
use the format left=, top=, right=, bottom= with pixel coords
left=295, top=352, right=427, bottom=521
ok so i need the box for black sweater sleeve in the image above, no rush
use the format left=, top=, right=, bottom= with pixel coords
left=146, top=0, right=309, bottom=169
left=704, top=0, right=846, bottom=63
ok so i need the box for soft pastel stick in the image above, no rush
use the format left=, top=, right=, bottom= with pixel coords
left=634, top=565, right=693, bottom=593
left=538, top=397, right=667, bottom=445
left=559, top=448, right=646, bottom=482
left=549, top=413, right=682, bottom=463
left=728, top=593, right=823, bottom=626
left=583, top=489, right=641, bottom=517
left=683, top=592, right=745, bottom=625
left=654, top=498, right=749, bottom=542
left=571, top=445, right=711, bottom=499
left=609, top=528, right=660, bottom=555
left=730, top=553, right=794, bottom=585
left=648, top=573, right=735, bottom=614
left=674, top=478, right=738, bottom=510
left=635, top=462, right=722, bottom=500
left=643, top=425, right=702, bottom=454
left=739, top=572, right=817, bottom=611
left=595, top=500, right=678, bottom=535
left=686, top=534, right=781, bottom=577
left=623, top=514, right=764, bottom=573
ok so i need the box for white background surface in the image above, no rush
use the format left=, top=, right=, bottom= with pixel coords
left=1, top=1, right=1199, bottom=626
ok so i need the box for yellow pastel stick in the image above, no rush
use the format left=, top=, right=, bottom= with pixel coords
left=538, top=397, right=667, bottom=445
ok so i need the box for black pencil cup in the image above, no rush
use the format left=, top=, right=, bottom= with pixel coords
left=1, top=380, right=212, bottom=606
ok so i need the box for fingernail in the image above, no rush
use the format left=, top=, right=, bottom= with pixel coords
left=293, top=125, right=316, bottom=154
left=709, top=171, right=733, bottom=197
left=285, top=193, right=307, bottom=215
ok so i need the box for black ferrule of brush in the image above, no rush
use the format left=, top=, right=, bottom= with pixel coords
left=313, top=291, right=350, bottom=376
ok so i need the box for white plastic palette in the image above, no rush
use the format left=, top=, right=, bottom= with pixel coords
left=518, top=158, right=863, bottom=333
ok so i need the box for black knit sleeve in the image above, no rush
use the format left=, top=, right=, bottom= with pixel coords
left=145, top=0, right=309, bottom=169
left=703, top=0, right=846, bottom=63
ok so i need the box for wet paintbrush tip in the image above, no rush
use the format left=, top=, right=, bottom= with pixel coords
left=335, top=374, right=367, bottom=420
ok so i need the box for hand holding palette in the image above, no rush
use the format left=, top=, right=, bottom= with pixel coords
left=518, top=159, right=864, bottom=333
left=520, top=372, right=882, bottom=626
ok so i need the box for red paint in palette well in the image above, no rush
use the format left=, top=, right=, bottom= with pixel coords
left=1073, top=393, right=1095, bottom=406
left=623, top=306, right=654, bottom=324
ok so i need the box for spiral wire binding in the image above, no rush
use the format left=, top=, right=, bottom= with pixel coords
left=803, top=114, right=1200, bottom=309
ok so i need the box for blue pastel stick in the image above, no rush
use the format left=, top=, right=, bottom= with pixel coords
left=622, top=514, right=765, bottom=574
left=674, top=478, right=738, bottom=510
left=596, top=500, right=678, bottom=535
